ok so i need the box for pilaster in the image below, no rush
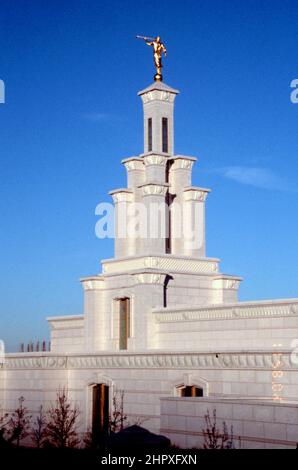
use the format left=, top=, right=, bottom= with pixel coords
left=139, top=182, right=169, bottom=255
left=169, top=155, right=196, bottom=192
left=131, top=271, right=168, bottom=349
left=109, top=188, right=134, bottom=258
left=81, top=276, right=106, bottom=351
left=122, top=157, right=145, bottom=189
left=143, top=153, right=167, bottom=184
left=181, top=187, right=210, bottom=257
left=212, top=275, right=243, bottom=304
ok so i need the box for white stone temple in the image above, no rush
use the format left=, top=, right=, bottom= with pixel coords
left=1, top=79, right=298, bottom=449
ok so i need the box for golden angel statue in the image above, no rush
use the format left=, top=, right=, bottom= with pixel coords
left=137, top=35, right=167, bottom=81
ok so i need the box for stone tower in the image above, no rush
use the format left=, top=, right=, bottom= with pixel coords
left=80, top=81, right=242, bottom=353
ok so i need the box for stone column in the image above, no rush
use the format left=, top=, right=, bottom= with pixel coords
left=169, top=156, right=196, bottom=255
left=109, top=189, right=134, bottom=258
left=212, top=275, right=243, bottom=304
left=139, top=183, right=169, bottom=255
left=143, top=154, right=167, bottom=184
left=81, top=276, right=106, bottom=351
left=121, top=158, right=145, bottom=256
left=131, top=272, right=168, bottom=349
left=122, top=157, right=145, bottom=189
left=182, top=187, right=210, bottom=257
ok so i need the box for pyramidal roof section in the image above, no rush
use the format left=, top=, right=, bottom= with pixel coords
left=138, top=81, right=180, bottom=96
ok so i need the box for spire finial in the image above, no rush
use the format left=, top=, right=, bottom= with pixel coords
left=136, top=35, right=167, bottom=82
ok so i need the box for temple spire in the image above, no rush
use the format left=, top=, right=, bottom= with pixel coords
left=138, top=81, right=179, bottom=156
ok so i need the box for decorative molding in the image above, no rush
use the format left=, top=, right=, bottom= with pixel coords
left=138, top=82, right=179, bottom=97
left=290, top=304, right=298, bottom=314
left=102, top=256, right=219, bottom=275
left=141, top=90, right=176, bottom=104
left=213, top=278, right=241, bottom=290
left=4, top=350, right=298, bottom=371
left=133, top=272, right=167, bottom=285
left=226, top=280, right=241, bottom=290
left=172, top=374, right=209, bottom=396
left=144, top=257, right=160, bottom=269
left=81, top=277, right=105, bottom=291
left=141, top=184, right=168, bottom=197
left=171, top=159, right=195, bottom=171
left=102, top=257, right=145, bottom=274
left=153, top=300, right=298, bottom=323
left=47, top=318, right=84, bottom=330
left=110, top=191, right=134, bottom=204
left=122, top=159, right=144, bottom=171
left=161, top=91, right=170, bottom=102
left=183, top=189, right=208, bottom=202
left=143, top=154, right=167, bottom=167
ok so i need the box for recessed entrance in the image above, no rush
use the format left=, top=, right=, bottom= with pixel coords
left=92, top=384, right=109, bottom=438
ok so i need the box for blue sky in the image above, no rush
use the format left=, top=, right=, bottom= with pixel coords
left=0, top=0, right=297, bottom=351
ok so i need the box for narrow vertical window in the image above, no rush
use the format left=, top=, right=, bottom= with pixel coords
left=162, top=117, right=168, bottom=153
left=165, top=192, right=171, bottom=254
left=119, top=298, right=130, bottom=350
left=148, top=118, right=152, bottom=152
left=92, top=384, right=109, bottom=439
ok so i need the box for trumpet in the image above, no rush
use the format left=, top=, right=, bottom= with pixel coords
left=136, top=35, right=155, bottom=41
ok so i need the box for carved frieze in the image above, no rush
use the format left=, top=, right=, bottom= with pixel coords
left=4, top=350, right=298, bottom=371
left=143, top=154, right=167, bottom=167
left=141, top=184, right=168, bottom=197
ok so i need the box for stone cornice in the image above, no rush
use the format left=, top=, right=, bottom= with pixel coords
left=109, top=188, right=134, bottom=203
left=183, top=186, right=211, bottom=202
left=139, top=183, right=169, bottom=197
left=80, top=276, right=105, bottom=291
left=153, top=299, right=298, bottom=323
left=47, top=316, right=84, bottom=330
left=170, top=156, right=197, bottom=170
left=138, top=81, right=180, bottom=96
left=213, top=275, right=243, bottom=290
left=121, top=157, right=144, bottom=171
left=138, top=82, right=179, bottom=104
left=143, top=154, right=167, bottom=167
left=101, top=255, right=220, bottom=275
left=121, top=156, right=143, bottom=164
left=170, top=155, right=197, bottom=162
left=132, top=271, right=169, bottom=285
left=3, top=350, right=298, bottom=371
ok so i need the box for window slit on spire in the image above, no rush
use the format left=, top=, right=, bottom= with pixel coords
left=162, top=117, right=168, bottom=153
left=148, top=118, right=152, bottom=152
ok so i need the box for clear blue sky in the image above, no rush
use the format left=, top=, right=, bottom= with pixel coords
left=1, top=0, right=297, bottom=351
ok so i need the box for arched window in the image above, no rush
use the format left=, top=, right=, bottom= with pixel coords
left=177, top=385, right=203, bottom=397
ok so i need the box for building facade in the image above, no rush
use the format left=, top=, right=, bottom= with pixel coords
left=1, top=80, right=298, bottom=448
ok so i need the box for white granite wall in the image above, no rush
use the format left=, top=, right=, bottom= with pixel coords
left=160, top=396, right=298, bottom=449
left=1, top=348, right=298, bottom=441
